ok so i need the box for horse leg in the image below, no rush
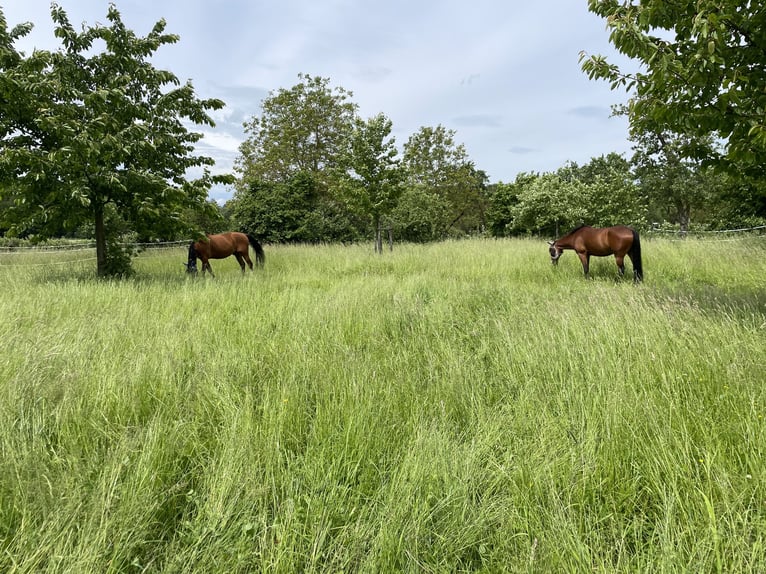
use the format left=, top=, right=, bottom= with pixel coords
left=203, top=260, right=215, bottom=278
left=627, top=252, right=640, bottom=283
left=242, top=252, right=254, bottom=271
left=578, top=252, right=590, bottom=278
left=234, top=253, right=246, bottom=273
left=615, top=254, right=626, bottom=278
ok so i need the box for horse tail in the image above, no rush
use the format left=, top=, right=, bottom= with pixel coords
left=630, top=228, right=643, bottom=282
left=248, top=234, right=265, bottom=267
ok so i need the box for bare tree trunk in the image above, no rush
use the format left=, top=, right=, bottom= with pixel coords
left=678, top=203, right=690, bottom=237
left=375, top=217, right=383, bottom=253
left=94, top=202, right=107, bottom=276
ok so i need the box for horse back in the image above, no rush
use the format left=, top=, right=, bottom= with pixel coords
left=571, top=227, right=611, bottom=255
left=574, top=225, right=633, bottom=256
left=603, top=226, right=634, bottom=255
left=206, top=232, right=250, bottom=258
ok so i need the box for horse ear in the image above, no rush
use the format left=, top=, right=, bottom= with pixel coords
left=547, top=241, right=554, bottom=246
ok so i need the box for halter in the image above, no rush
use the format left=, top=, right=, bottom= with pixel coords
left=548, top=241, right=563, bottom=262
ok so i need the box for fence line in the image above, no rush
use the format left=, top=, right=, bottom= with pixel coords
left=647, top=224, right=766, bottom=243
left=0, top=239, right=189, bottom=252
left=662, top=236, right=766, bottom=243
left=130, top=240, right=189, bottom=248
left=0, top=240, right=189, bottom=267
left=648, top=224, right=766, bottom=235
left=0, top=243, right=96, bottom=252
left=0, top=256, right=99, bottom=267
left=708, top=224, right=766, bottom=233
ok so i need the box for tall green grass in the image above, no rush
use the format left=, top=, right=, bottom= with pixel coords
left=1, top=237, right=765, bottom=572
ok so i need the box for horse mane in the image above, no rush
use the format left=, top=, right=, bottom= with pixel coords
left=558, top=224, right=589, bottom=239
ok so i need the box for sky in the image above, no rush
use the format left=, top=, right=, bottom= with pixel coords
left=3, top=1, right=638, bottom=203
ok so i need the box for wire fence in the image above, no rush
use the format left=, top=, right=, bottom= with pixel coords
left=0, top=240, right=188, bottom=252
left=646, top=224, right=766, bottom=242
left=1, top=226, right=765, bottom=267
left=0, top=240, right=188, bottom=267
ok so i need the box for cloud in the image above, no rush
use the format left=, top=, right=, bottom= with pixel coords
left=569, top=105, right=613, bottom=120
left=509, top=146, right=538, bottom=155
left=351, top=66, right=394, bottom=83
left=460, top=74, right=481, bottom=86
left=452, top=115, right=503, bottom=128
left=4, top=0, right=638, bottom=201
left=199, top=131, right=242, bottom=156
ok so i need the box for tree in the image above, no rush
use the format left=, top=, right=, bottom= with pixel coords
left=0, top=4, right=228, bottom=276
left=229, top=171, right=364, bottom=243
left=509, top=174, right=589, bottom=237
left=631, top=131, right=721, bottom=231
left=230, top=172, right=318, bottom=243
left=236, top=74, right=358, bottom=194
left=346, top=113, right=403, bottom=252
left=705, top=175, right=766, bottom=229
left=400, top=125, right=486, bottom=239
left=581, top=0, right=766, bottom=177
left=558, top=153, right=646, bottom=229
left=488, top=155, right=645, bottom=237
left=485, top=174, right=535, bottom=237
left=390, top=186, right=451, bottom=242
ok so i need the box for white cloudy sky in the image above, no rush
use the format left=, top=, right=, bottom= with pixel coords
left=4, top=1, right=637, bottom=203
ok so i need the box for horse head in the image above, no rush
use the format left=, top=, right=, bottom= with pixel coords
left=548, top=241, right=563, bottom=265
left=185, top=242, right=199, bottom=274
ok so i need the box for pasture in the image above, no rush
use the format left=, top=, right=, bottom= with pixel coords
left=1, top=237, right=765, bottom=572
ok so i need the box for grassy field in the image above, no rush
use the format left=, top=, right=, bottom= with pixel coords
left=1, top=236, right=765, bottom=572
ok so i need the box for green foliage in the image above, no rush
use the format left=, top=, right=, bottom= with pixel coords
left=182, top=200, right=229, bottom=236
left=582, top=0, right=766, bottom=177
left=485, top=174, right=536, bottom=237
left=401, top=126, right=487, bottom=239
left=0, top=4, right=229, bottom=276
left=233, top=79, right=493, bottom=244
left=492, top=155, right=645, bottom=237
left=706, top=176, right=766, bottom=230
left=230, top=172, right=364, bottom=243
left=102, top=237, right=136, bottom=278
left=560, top=153, right=647, bottom=229
left=230, top=173, right=318, bottom=242
left=511, top=173, right=589, bottom=235
left=101, top=206, right=136, bottom=278
left=631, top=131, right=722, bottom=230
left=390, top=185, right=451, bottom=242
left=346, top=113, right=404, bottom=248
left=236, top=74, right=357, bottom=193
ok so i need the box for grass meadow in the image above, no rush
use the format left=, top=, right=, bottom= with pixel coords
left=1, top=236, right=765, bottom=572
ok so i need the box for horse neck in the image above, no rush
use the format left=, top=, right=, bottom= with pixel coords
left=555, top=226, right=589, bottom=249
left=554, top=236, right=576, bottom=249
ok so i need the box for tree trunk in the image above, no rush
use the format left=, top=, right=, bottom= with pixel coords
left=678, top=203, right=690, bottom=237
left=375, top=217, right=383, bottom=254
left=94, top=202, right=107, bottom=276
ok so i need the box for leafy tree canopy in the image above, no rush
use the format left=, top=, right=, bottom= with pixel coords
left=236, top=73, right=358, bottom=193
left=402, top=125, right=487, bottom=237
left=344, top=113, right=404, bottom=250
left=581, top=0, right=766, bottom=176
left=0, top=4, right=229, bottom=275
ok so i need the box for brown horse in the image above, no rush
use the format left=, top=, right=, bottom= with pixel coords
left=185, top=232, right=264, bottom=277
left=548, top=225, right=643, bottom=282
